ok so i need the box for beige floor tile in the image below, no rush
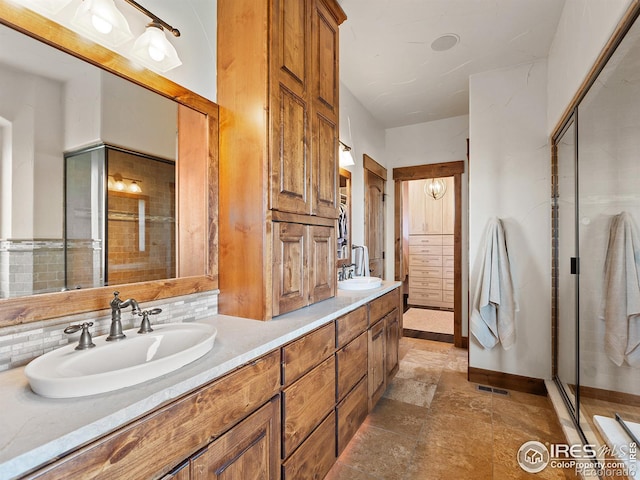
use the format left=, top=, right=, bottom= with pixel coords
left=383, top=377, right=438, bottom=407
left=324, top=461, right=378, bottom=480
left=364, top=396, right=429, bottom=438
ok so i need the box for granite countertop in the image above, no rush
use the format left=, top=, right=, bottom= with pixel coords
left=0, top=281, right=400, bottom=479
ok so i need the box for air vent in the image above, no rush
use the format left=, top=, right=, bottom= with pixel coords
left=477, top=385, right=509, bottom=396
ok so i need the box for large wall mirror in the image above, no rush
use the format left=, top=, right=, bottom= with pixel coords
left=552, top=2, right=640, bottom=454
left=0, top=2, right=218, bottom=327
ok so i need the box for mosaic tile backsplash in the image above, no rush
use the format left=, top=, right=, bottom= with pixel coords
left=0, top=291, right=218, bottom=372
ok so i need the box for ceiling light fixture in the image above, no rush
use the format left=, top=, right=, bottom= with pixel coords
left=431, top=33, right=460, bottom=52
left=339, top=140, right=355, bottom=167
left=424, top=178, right=447, bottom=200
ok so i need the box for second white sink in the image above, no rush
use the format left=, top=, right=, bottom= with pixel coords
left=338, top=276, right=383, bottom=291
left=25, top=322, right=217, bottom=398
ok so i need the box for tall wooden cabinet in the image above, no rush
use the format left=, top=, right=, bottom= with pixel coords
left=218, top=0, right=346, bottom=320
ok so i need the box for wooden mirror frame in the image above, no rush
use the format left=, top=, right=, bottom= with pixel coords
left=337, top=167, right=352, bottom=267
left=0, top=1, right=218, bottom=327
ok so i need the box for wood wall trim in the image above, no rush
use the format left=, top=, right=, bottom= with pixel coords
left=0, top=1, right=219, bottom=326
left=393, top=161, right=465, bottom=181
left=363, top=154, right=387, bottom=180
left=468, top=367, right=547, bottom=397
left=579, top=384, right=640, bottom=407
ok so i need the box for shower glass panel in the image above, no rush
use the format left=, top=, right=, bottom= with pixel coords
left=554, top=116, right=578, bottom=416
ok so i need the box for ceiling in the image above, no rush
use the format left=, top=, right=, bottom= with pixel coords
left=338, top=0, right=566, bottom=129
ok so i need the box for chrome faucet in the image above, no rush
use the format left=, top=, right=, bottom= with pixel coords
left=107, top=291, right=140, bottom=341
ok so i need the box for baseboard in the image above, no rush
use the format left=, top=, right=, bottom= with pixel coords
left=579, top=384, right=640, bottom=407
left=460, top=336, right=468, bottom=349
left=468, top=366, right=547, bottom=396
left=403, top=328, right=453, bottom=344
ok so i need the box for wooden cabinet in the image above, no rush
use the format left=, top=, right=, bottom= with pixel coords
left=218, top=0, right=346, bottom=320
left=189, top=397, right=280, bottom=480
left=407, top=178, right=454, bottom=235
left=408, top=234, right=454, bottom=308
left=30, top=352, right=281, bottom=480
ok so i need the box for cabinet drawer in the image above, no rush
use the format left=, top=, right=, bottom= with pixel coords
left=443, top=256, right=454, bottom=268
left=409, top=235, right=442, bottom=246
left=442, top=235, right=454, bottom=246
left=442, top=245, right=454, bottom=256
left=409, top=255, right=442, bottom=267
left=336, top=377, right=368, bottom=455
left=336, top=332, right=368, bottom=400
left=409, top=266, right=442, bottom=278
left=282, top=322, right=334, bottom=386
left=409, top=277, right=442, bottom=290
left=443, top=290, right=455, bottom=303
left=31, top=351, right=281, bottom=480
left=336, top=306, right=367, bottom=348
left=409, top=245, right=442, bottom=255
left=282, top=356, right=336, bottom=458
left=443, top=278, right=455, bottom=291
left=443, top=266, right=454, bottom=279
left=369, top=288, right=399, bottom=323
left=282, top=411, right=336, bottom=480
left=409, top=289, right=442, bottom=302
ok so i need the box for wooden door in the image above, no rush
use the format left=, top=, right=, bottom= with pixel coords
left=308, top=225, right=336, bottom=303
left=273, top=222, right=307, bottom=316
left=191, top=397, right=280, bottom=480
left=364, top=155, right=386, bottom=278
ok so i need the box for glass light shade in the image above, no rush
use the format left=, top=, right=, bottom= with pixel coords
left=339, top=145, right=355, bottom=167
left=71, top=0, right=134, bottom=48
left=424, top=178, right=447, bottom=200
left=131, top=24, right=182, bottom=73
left=129, top=181, right=142, bottom=193
left=11, top=0, right=73, bottom=15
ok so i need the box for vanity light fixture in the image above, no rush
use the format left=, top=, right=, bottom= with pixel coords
left=339, top=140, right=355, bottom=167
left=130, top=21, right=182, bottom=72
left=424, top=178, right=447, bottom=200
left=108, top=174, right=143, bottom=193
left=72, top=0, right=134, bottom=47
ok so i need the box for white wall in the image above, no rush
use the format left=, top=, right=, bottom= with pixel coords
left=339, top=84, right=388, bottom=276
left=386, top=115, right=470, bottom=335
left=469, top=60, right=551, bottom=379
left=547, top=0, right=633, bottom=133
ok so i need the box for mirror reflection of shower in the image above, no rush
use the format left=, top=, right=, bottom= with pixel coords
left=64, top=144, right=175, bottom=290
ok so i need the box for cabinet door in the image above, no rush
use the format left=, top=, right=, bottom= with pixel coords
left=273, top=222, right=307, bottom=316
left=312, top=0, right=339, bottom=117
left=273, top=0, right=310, bottom=97
left=442, top=177, right=455, bottom=234
left=311, top=110, right=338, bottom=217
left=192, top=397, right=280, bottom=480
left=336, top=377, right=368, bottom=455
left=368, top=318, right=386, bottom=411
left=385, top=309, right=399, bottom=381
left=308, top=225, right=335, bottom=303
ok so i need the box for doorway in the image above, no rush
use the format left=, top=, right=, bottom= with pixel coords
left=364, top=154, right=386, bottom=278
left=393, top=161, right=465, bottom=348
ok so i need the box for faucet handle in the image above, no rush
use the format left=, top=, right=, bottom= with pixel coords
left=64, top=322, right=96, bottom=350
left=137, top=308, right=162, bottom=334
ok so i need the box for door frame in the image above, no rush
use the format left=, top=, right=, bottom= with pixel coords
left=364, top=154, right=387, bottom=279
left=393, top=161, right=465, bottom=348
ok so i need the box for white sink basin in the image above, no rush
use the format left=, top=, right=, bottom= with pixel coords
left=338, top=276, right=383, bottom=291
left=25, top=322, right=217, bottom=398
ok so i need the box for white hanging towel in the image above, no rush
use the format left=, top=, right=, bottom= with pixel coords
left=470, top=218, right=517, bottom=350
left=600, top=212, right=640, bottom=368
left=352, top=245, right=370, bottom=277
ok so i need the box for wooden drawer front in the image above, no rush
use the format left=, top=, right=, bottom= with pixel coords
left=408, top=245, right=442, bottom=255
left=443, top=290, right=455, bottom=303
left=282, top=356, right=336, bottom=458
left=409, top=255, right=442, bottom=267
left=31, top=351, right=281, bottom=480
left=409, top=235, right=442, bottom=246
left=443, top=266, right=454, bottom=279
left=442, top=245, right=454, bottom=256
left=443, top=278, right=455, bottom=291
left=442, top=235, right=454, bottom=246
left=369, top=288, right=399, bottom=323
left=409, top=289, right=442, bottom=302
left=336, top=377, right=368, bottom=455
left=336, top=332, right=368, bottom=400
left=336, top=306, right=367, bottom=348
left=409, top=277, right=442, bottom=290
left=282, top=411, right=336, bottom=480
left=282, top=322, right=335, bottom=386
left=410, top=266, right=442, bottom=278
left=443, top=256, right=454, bottom=268
left=191, top=396, right=280, bottom=480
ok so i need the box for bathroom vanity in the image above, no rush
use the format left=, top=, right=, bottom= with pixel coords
left=0, top=284, right=401, bottom=480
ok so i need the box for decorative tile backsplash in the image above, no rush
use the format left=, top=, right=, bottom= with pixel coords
left=0, top=291, right=218, bottom=372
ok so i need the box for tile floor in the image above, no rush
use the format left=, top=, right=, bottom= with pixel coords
left=325, top=337, right=578, bottom=479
